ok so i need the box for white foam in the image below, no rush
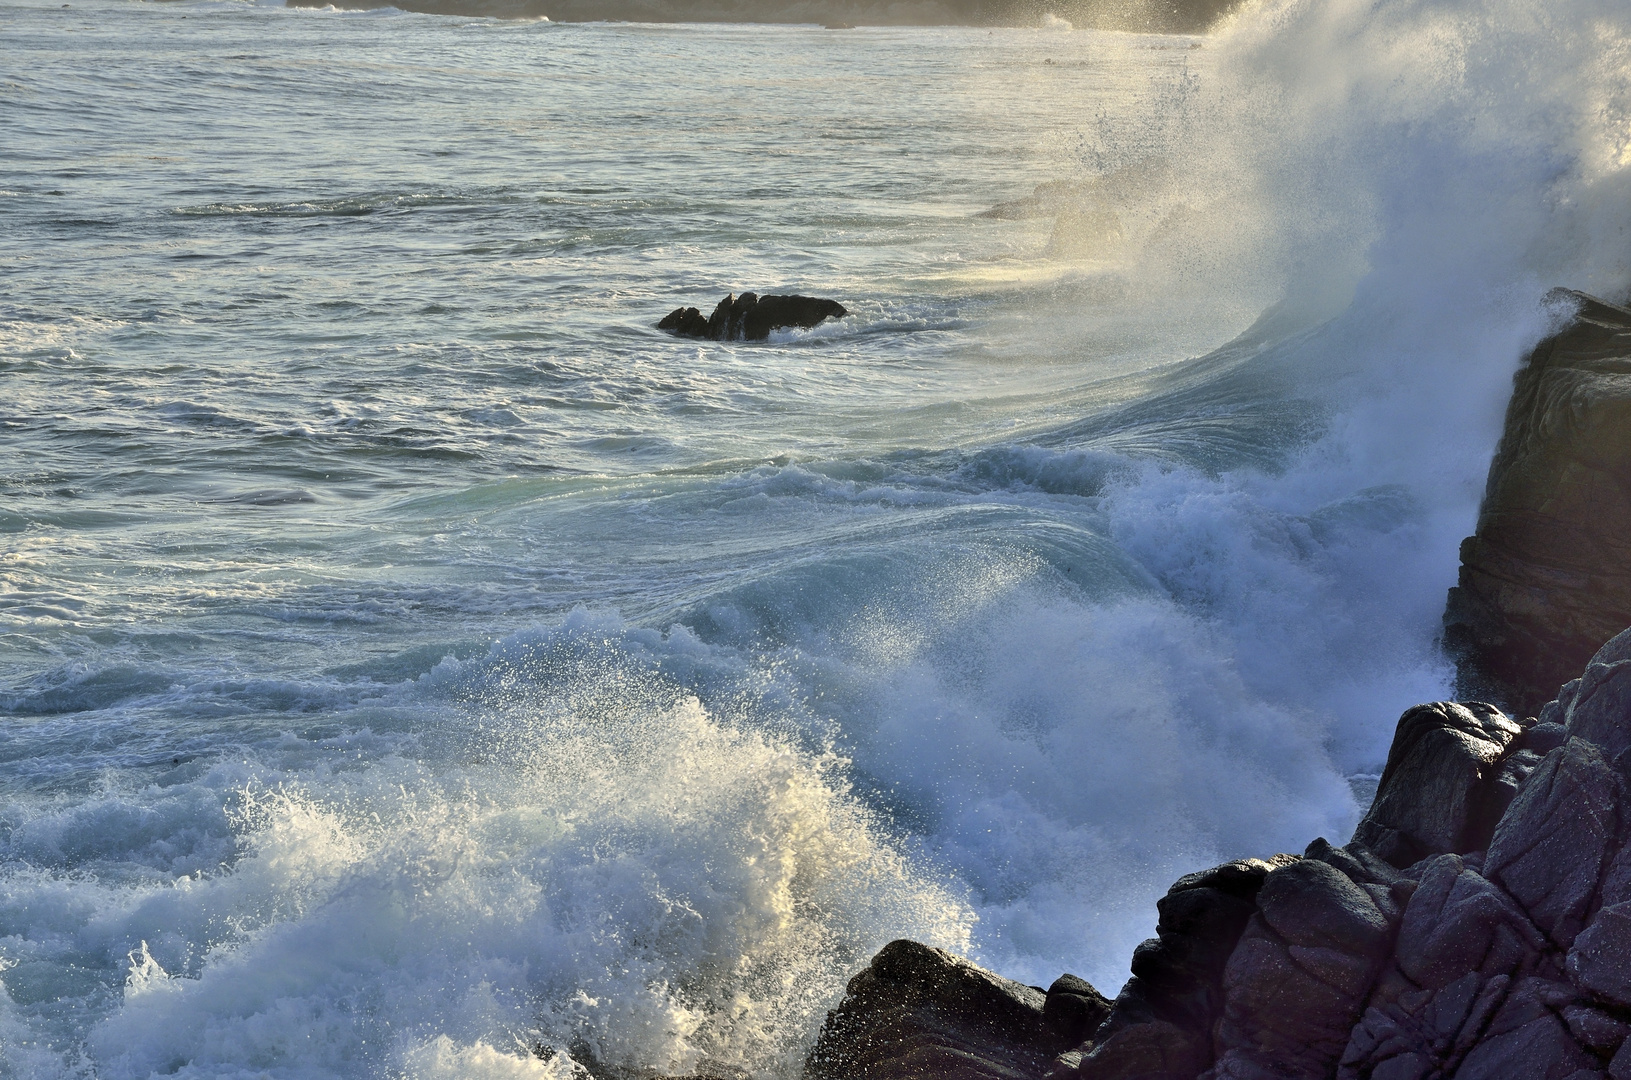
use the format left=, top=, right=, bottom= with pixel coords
left=6, top=1, right=1631, bottom=1073
left=0, top=655, right=972, bottom=1080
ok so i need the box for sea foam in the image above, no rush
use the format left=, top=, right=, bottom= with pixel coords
left=4, top=1, right=1631, bottom=1077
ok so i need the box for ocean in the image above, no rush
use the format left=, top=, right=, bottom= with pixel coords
left=3, top=0, right=1630, bottom=1076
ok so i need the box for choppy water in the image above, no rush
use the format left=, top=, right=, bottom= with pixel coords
left=4, top=0, right=1631, bottom=1077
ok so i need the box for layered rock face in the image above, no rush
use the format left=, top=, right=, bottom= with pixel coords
left=1445, top=291, right=1631, bottom=716
left=806, top=628, right=1631, bottom=1080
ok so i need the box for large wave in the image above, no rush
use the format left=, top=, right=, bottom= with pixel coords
left=5, top=1, right=1631, bottom=1078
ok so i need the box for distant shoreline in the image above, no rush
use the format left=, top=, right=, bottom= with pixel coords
left=280, top=0, right=1238, bottom=34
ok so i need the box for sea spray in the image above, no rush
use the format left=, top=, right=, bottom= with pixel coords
left=4, top=2, right=1631, bottom=1076
left=816, top=0, right=1631, bottom=985
left=57, top=648, right=974, bottom=1080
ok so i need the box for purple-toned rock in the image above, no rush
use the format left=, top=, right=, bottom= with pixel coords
left=1338, top=971, right=1511, bottom=1080
left=1351, top=702, right=1526, bottom=867
left=1392, top=854, right=1549, bottom=991
left=1485, top=738, right=1623, bottom=952
left=1204, top=859, right=1395, bottom=1079
left=1043, top=975, right=1114, bottom=1054
left=1564, top=652, right=1631, bottom=762
left=1569, top=902, right=1631, bottom=1009
left=1080, top=857, right=1293, bottom=1080
left=1452, top=977, right=1599, bottom=1080
left=1079, top=1020, right=1208, bottom=1080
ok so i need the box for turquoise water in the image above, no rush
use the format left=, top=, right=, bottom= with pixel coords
left=3, top=0, right=1630, bottom=1076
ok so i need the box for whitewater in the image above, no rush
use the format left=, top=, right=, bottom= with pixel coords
left=3, top=0, right=1630, bottom=1076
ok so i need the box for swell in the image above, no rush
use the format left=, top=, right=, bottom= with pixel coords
left=4, top=2, right=1631, bottom=1078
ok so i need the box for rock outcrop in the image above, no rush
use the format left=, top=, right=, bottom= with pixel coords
left=805, top=939, right=1108, bottom=1080
left=806, top=626, right=1631, bottom=1080
left=1444, top=290, right=1631, bottom=715
left=658, top=293, right=846, bottom=341
left=1349, top=701, right=1529, bottom=867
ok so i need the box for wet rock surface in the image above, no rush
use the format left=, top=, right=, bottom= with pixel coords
left=804, top=939, right=1097, bottom=1080
left=658, top=292, right=847, bottom=341
left=805, top=627, right=1631, bottom=1080
left=1350, top=701, right=1528, bottom=867
left=1444, top=289, right=1631, bottom=715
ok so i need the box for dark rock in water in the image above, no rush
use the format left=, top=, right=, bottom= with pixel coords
left=802, top=635, right=1631, bottom=1080
left=805, top=939, right=1070, bottom=1080
left=1444, top=289, right=1631, bottom=715
left=656, top=305, right=709, bottom=337
left=1350, top=701, right=1527, bottom=867
left=658, top=292, right=846, bottom=341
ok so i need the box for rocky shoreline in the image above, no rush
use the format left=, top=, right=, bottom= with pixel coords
left=801, top=292, right=1631, bottom=1080
left=803, top=685, right=1597, bottom=1080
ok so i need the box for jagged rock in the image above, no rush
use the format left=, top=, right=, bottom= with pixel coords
left=658, top=292, right=846, bottom=341
left=656, top=305, right=709, bottom=336
left=1539, top=681, right=1582, bottom=727
left=1444, top=290, right=1631, bottom=715
left=1569, top=902, right=1631, bottom=1009
left=1205, top=859, right=1396, bottom=1079
left=1523, top=721, right=1572, bottom=755
left=1338, top=971, right=1511, bottom=1080
left=805, top=608, right=1631, bottom=1080
left=1351, top=702, right=1527, bottom=867
left=1392, top=854, right=1550, bottom=991
left=805, top=939, right=1070, bottom=1080
left=1564, top=635, right=1631, bottom=761
left=1043, top=975, right=1112, bottom=1052
left=1596, top=831, right=1631, bottom=914
left=1303, top=838, right=1405, bottom=890
left=1452, top=977, right=1599, bottom=1080
left=1080, top=857, right=1293, bottom=1080
left=1562, top=1002, right=1631, bottom=1054
left=1079, top=1021, right=1208, bottom=1080
left=1485, top=737, right=1623, bottom=952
